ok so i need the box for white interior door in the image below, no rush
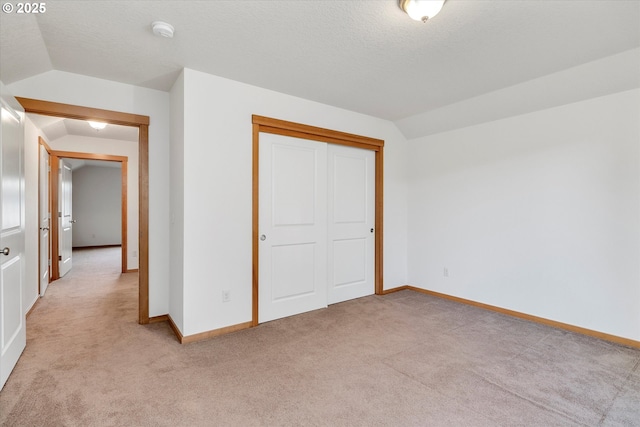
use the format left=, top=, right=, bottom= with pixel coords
left=0, top=88, right=26, bottom=390
left=58, top=159, right=73, bottom=277
left=328, top=145, right=375, bottom=304
left=39, top=144, right=50, bottom=295
left=259, top=133, right=328, bottom=323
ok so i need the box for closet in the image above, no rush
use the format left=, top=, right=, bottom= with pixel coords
left=258, top=132, right=375, bottom=322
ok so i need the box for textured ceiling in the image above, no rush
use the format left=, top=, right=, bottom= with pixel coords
left=2, top=1, right=639, bottom=122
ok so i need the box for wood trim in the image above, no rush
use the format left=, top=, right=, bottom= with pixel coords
left=17, top=97, right=149, bottom=126
left=39, top=137, right=53, bottom=154
left=374, top=149, right=384, bottom=295
left=167, top=315, right=183, bottom=343
left=49, top=151, right=128, bottom=276
left=49, top=151, right=127, bottom=162
left=252, top=123, right=260, bottom=327
left=405, top=286, right=640, bottom=349
left=138, top=124, right=149, bottom=324
left=72, top=244, right=121, bottom=250
left=252, top=115, right=384, bottom=327
left=381, top=285, right=409, bottom=295
left=252, top=115, right=384, bottom=147
left=181, top=321, right=253, bottom=345
left=19, top=98, right=151, bottom=324
left=148, top=314, right=168, bottom=323
left=258, top=126, right=382, bottom=152
left=126, top=269, right=139, bottom=273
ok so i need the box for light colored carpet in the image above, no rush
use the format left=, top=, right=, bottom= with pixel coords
left=1, top=247, right=639, bottom=426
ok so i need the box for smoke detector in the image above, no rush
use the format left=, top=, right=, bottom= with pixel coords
left=152, top=21, right=174, bottom=38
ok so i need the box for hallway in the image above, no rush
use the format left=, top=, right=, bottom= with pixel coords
left=32, top=246, right=136, bottom=325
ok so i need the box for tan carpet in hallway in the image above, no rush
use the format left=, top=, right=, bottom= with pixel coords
left=1, top=247, right=639, bottom=426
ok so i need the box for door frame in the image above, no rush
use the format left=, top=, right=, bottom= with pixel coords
left=252, top=115, right=384, bottom=327
left=49, top=151, right=129, bottom=278
left=18, top=97, right=151, bottom=324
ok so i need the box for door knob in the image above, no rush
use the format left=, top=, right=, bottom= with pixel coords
left=40, top=227, right=49, bottom=231
left=260, top=235, right=266, bottom=241
left=70, top=220, right=77, bottom=224
left=1, top=247, right=9, bottom=256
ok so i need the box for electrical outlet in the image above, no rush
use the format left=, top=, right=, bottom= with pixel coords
left=443, top=267, right=449, bottom=278
left=222, top=290, right=231, bottom=303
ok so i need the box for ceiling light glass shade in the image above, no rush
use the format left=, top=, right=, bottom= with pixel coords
left=399, top=0, right=446, bottom=22
left=88, top=121, right=107, bottom=130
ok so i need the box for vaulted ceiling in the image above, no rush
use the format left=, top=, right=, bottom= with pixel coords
left=26, top=113, right=138, bottom=143
left=2, top=1, right=639, bottom=124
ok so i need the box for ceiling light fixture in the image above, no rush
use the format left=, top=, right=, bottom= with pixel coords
left=152, top=21, right=175, bottom=38
left=399, top=0, right=446, bottom=23
left=88, top=121, right=107, bottom=130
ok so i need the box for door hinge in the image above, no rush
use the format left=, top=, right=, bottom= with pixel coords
left=48, top=259, right=51, bottom=266
left=58, top=212, right=62, bottom=217
left=58, top=255, right=62, bottom=261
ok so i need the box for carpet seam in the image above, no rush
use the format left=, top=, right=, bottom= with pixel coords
left=597, top=357, right=640, bottom=426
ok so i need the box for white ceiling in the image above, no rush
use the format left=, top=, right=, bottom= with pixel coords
left=1, top=1, right=639, bottom=122
left=26, top=113, right=139, bottom=142
left=64, top=158, right=122, bottom=171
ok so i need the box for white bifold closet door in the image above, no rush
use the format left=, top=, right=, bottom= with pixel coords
left=259, top=133, right=374, bottom=323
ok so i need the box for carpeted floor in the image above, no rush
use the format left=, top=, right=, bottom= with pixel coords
left=1, top=247, right=639, bottom=426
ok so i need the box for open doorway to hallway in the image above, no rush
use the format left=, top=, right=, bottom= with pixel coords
left=19, top=97, right=151, bottom=324
left=28, top=112, right=139, bottom=291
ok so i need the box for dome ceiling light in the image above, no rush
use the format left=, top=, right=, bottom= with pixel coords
left=88, top=121, right=107, bottom=130
left=398, top=0, right=446, bottom=23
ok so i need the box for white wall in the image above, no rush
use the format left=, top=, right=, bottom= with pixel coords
left=407, top=88, right=640, bottom=341
left=8, top=71, right=171, bottom=316
left=49, top=135, right=138, bottom=268
left=169, top=71, right=185, bottom=332
left=175, top=68, right=408, bottom=336
left=72, top=165, right=122, bottom=247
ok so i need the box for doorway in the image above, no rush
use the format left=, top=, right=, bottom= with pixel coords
left=48, top=153, right=129, bottom=279
left=19, top=97, right=152, bottom=324
left=62, top=158, right=126, bottom=271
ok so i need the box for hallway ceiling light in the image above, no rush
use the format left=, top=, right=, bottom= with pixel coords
left=88, top=121, right=107, bottom=130
left=399, top=0, right=446, bottom=23
left=152, top=21, right=175, bottom=38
